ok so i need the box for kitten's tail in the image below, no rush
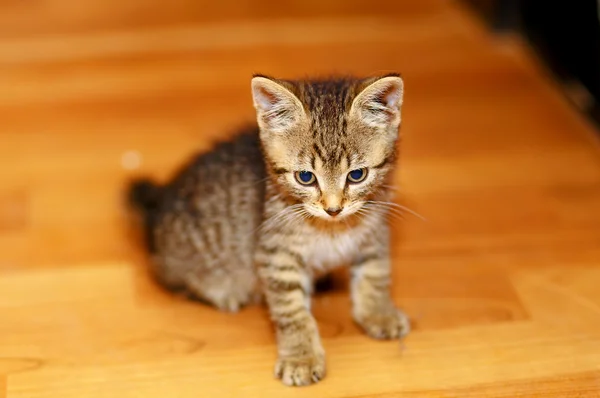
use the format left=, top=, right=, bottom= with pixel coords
left=127, top=178, right=162, bottom=213
left=126, top=178, right=163, bottom=250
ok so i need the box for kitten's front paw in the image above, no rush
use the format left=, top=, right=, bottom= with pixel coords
left=355, top=307, right=410, bottom=340
left=274, top=354, right=326, bottom=386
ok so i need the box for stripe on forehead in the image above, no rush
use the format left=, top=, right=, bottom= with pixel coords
left=301, top=78, right=356, bottom=167
left=311, top=140, right=350, bottom=167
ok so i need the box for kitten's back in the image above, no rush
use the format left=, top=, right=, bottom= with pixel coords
left=127, top=128, right=266, bottom=309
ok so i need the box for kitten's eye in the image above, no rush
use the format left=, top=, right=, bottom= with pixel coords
left=347, top=168, right=368, bottom=183
left=295, top=171, right=316, bottom=185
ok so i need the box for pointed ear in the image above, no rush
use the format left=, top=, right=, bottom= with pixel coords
left=350, top=75, right=404, bottom=129
left=251, top=76, right=305, bottom=133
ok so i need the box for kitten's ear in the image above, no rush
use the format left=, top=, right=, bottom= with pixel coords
left=350, top=75, right=404, bottom=129
left=251, top=76, right=305, bottom=133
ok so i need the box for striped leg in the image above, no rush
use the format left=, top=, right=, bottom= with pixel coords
left=351, top=253, right=410, bottom=340
left=257, top=246, right=326, bottom=386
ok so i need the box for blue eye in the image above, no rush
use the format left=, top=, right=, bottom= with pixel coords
left=295, top=171, right=316, bottom=185
left=347, top=168, right=367, bottom=183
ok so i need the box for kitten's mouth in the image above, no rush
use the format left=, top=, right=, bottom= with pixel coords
left=320, top=208, right=359, bottom=222
left=304, top=203, right=364, bottom=222
left=301, top=205, right=366, bottom=230
left=325, top=213, right=345, bottom=222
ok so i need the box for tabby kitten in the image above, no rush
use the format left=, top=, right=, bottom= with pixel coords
left=128, top=73, right=410, bottom=386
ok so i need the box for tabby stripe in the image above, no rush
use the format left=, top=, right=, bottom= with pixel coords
left=255, top=259, right=299, bottom=271
left=334, top=143, right=347, bottom=165
left=276, top=317, right=309, bottom=331
left=271, top=295, right=296, bottom=307
left=312, top=143, right=325, bottom=162
left=272, top=306, right=305, bottom=320
left=272, top=167, right=289, bottom=175
left=258, top=264, right=299, bottom=273
left=373, top=155, right=393, bottom=169
left=354, top=253, right=383, bottom=266
left=298, top=147, right=307, bottom=159
left=259, top=245, right=305, bottom=266
left=363, top=274, right=391, bottom=289
left=266, top=277, right=303, bottom=292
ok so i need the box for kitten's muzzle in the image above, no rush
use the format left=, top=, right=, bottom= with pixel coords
left=325, top=207, right=342, bottom=217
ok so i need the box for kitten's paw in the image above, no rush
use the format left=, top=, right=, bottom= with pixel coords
left=355, top=307, right=410, bottom=340
left=216, top=296, right=246, bottom=312
left=274, top=354, right=326, bottom=386
left=209, top=290, right=256, bottom=312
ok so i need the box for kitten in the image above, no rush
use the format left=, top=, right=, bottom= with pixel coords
left=127, top=73, right=410, bottom=386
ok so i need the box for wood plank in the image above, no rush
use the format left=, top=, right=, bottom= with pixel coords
left=1, top=0, right=600, bottom=396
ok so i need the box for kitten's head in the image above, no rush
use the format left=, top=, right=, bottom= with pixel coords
left=251, top=73, right=403, bottom=221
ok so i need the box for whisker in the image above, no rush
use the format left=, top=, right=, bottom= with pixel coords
left=366, top=205, right=407, bottom=221
left=246, top=204, right=303, bottom=238
left=381, top=184, right=400, bottom=192
left=263, top=204, right=311, bottom=231
left=356, top=209, right=382, bottom=231
left=238, top=176, right=271, bottom=189
left=366, top=200, right=426, bottom=221
left=361, top=205, right=406, bottom=223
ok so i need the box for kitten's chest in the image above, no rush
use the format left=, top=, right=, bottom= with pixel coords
left=301, top=228, right=365, bottom=272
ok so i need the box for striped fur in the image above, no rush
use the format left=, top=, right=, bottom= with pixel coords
left=128, top=73, right=410, bottom=386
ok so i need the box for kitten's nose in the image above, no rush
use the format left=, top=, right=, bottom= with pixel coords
left=325, top=207, right=342, bottom=217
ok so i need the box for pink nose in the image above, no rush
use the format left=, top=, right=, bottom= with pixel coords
left=326, top=207, right=342, bottom=217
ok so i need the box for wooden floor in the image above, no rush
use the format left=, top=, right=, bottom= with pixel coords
left=2, top=0, right=600, bottom=396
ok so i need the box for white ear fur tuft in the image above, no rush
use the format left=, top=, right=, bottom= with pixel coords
left=351, top=76, right=404, bottom=128
left=251, top=77, right=305, bottom=133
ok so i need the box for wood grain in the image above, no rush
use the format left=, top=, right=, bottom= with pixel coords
left=1, top=0, right=600, bottom=396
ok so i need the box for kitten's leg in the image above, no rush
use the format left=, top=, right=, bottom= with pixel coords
left=351, top=252, right=410, bottom=340
left=257, top=247, right=326, bottom=386
left=185, top=268, right=258, bottom=312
